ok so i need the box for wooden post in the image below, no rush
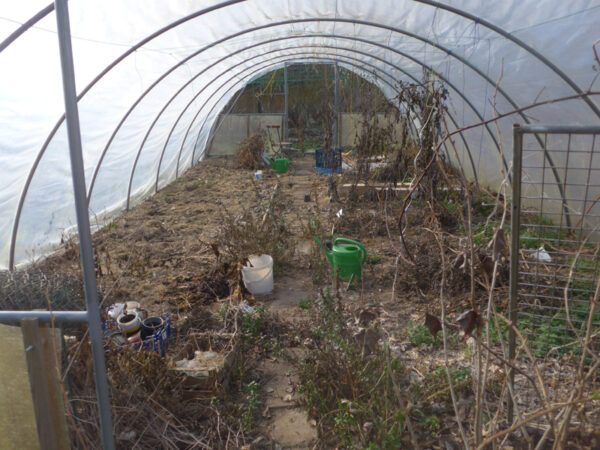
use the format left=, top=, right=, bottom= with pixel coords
left=21, top=319, right=70, bottom=450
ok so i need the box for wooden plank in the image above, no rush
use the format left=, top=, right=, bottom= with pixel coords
left=0, top=324, right=40, bottom=450
left=39, top=325, right=70, bottom=450
left=21, top=319, right=69, bottom=450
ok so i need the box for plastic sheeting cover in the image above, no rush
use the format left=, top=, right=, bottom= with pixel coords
left=0, top=0, right=599, bottom=269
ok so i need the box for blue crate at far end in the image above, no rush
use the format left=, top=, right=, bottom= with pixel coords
left=315, top=148, right=343, bottom=174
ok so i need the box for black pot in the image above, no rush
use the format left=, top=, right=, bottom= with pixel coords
left=141, top=316, right=165, bottom=340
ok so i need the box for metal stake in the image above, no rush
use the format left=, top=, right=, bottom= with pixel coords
left=54, top=0, right=115, bottom=448
left=508, top=123, right=523, bottom=425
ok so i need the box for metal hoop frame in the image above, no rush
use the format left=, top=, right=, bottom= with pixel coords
left=5, top=6, right=592, bottom=267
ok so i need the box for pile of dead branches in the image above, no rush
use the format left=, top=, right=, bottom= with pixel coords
left=237, top=132, right=264, bottom=170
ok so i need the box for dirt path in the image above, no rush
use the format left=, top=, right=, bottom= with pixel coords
left=252, top=160, right=320, bottom=448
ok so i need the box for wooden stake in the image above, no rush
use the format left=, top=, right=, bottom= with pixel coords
left=21, top=319, right=70, bottom=450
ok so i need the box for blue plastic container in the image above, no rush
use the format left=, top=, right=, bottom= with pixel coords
left=104, top=314, right=171, bottom=356
left=315, top=148, right=342, bottom=174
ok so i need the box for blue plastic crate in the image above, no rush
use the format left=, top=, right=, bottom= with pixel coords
left=315, top=148, right=342, bottom=174
left=104, top=314, right=171, bottom=356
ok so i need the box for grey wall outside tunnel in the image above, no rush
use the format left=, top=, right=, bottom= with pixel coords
left=205, top=63, right=403, bottom=156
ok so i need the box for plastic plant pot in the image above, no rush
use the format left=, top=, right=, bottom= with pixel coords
left=141, top=316, right=165, bottom=339
left=117, top=312, right=141, bottom=336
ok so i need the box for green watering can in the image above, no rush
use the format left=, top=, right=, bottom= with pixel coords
left=313, top=236, right=367, bottom=282
left=264, top=154, right=290, bottom=174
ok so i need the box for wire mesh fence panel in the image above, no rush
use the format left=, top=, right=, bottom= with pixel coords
left=0, top=269, right=85, bottom=311
left=510, top=125, right=600, bottom=418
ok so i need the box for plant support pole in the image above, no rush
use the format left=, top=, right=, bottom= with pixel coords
left=54, top=0, right=115, bottom=448
left=508, top=123, right=523, bottom=425
left=283, top=62, right=289, bottom=141
left=333, top=62, right=339, bottom=148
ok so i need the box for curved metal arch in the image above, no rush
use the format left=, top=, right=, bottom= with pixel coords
left=165, top=52, right=455, bottom=185
left=152, top=41, right=478, bottom=196
left=87, top=21, right=508, bottom=212
left=5, top=3, right=595, bottom=123
left=7, top=0, right=245, bottom=269
left=411, top=0, right=600, bottom=120
left=9, top=10, right=581, bottom=266
left=13, top=13, right=589, bottom=203
left=0, top=3, right=54, bottom=53
left=127, top=36, right=500, bottom=210
left=184, top=54, right=461, bottom=171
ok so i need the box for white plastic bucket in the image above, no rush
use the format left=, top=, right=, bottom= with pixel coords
left=242, top=254, right=274, bottom=295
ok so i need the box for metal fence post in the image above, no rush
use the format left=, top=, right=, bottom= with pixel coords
left=53, top=0, right=115, bottom=448
left=508, top=123, right=523, bottom=424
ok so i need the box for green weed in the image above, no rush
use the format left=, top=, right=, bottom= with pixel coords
left=102, top=221, right=117, bottom=232
left=407, top=322, right=440, bottom=348
left=368, top=254, right=382, bottom=265
left=185, top=180, right=205, bottom=191
left=519, top=304, right=600, bottom=357
left=241, top=381, right=261, bottom=431
left=422, top=415, right=441, bottom=433
left=519, top=215, right=568, bottom=249
left=299, top=291, right=408, bottom=448
left=472, top=220, right=500, bottom=246
left=298, top=298, right=312, bottom=310
left=242, top=307, right=265, bottom=340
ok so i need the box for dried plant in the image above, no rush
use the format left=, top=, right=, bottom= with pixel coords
left=236, top=131, right=264, bottom=170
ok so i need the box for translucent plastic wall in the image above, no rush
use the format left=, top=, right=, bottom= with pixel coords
left=0, top=0, right=599, bottom=269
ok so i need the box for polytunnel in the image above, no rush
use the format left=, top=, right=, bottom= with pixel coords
left=1, top=0, right=599, bottom=269
left=1, top=1, right=599, bottom=448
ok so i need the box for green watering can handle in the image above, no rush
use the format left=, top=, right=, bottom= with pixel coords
left=334, top=238, right=367, bottom=264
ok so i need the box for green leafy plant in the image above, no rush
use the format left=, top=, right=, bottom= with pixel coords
left=298, top=298, right=312, bottom=310
left=472, top=220, right=500, bottom=245
left=407, top=322, right=440, bottom=348
left=519, top=215, right=569, bottom=249
left=242, top=307, right=265, bottom=340
left=422, top=415, right=441, bottom=433
left=185, top=180, right=205, bottom=191
left=102, top=221, right=117, bottom=232
left=241, top=381, right=261, bottom=431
